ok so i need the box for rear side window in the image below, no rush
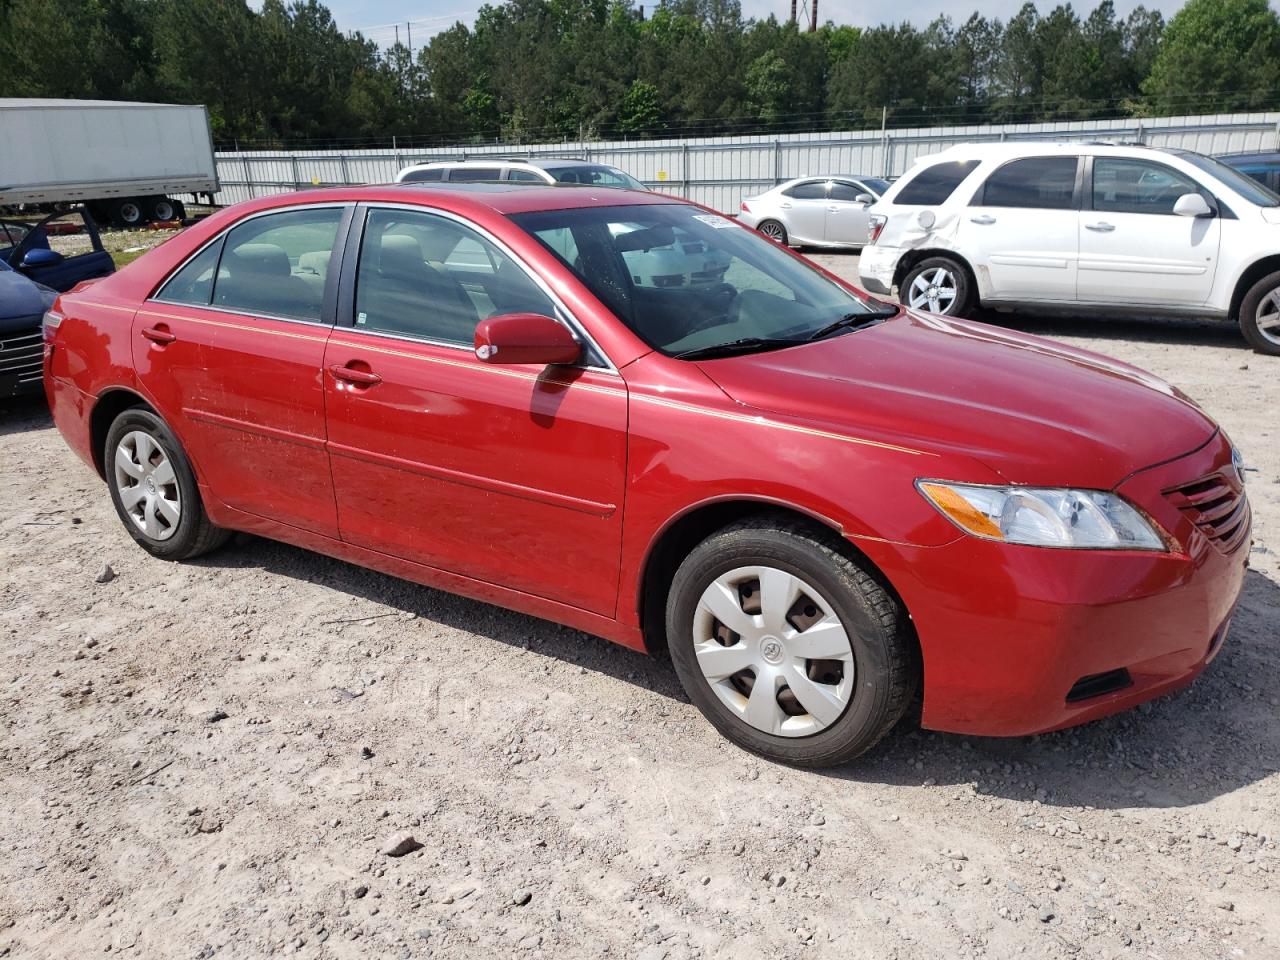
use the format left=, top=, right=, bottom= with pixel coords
left=447, top=167, right=502, bottom=182
left=976, top=157, right=1078, bottom=209
left=507, top=169, right=546, bottom=183
left=156, top=240, right=223, bottom=306
left=213, top=208, right=343, bottom=322
left=894, top=160, right=980, bottom=205
left=783, top=181, right=826, bottom=200
left=401, top=168, right=443, bottom=182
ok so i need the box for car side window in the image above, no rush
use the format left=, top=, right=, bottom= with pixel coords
left=894, top=160, right=981, bottom=205
left=446, top=167, right=502, bottom=182
left=506, top=169, right=545, bottom=183
left=354, top=208, right=556, bottom=346
left=829, top=182, right=865, bottom=202
left=1092, top=158, right=1202, bottom=215
left=155, top=240, right=223, bottom=306
left=402, top=168, right=443, bottom=182
left=210, top=208, right=343, bottom=322
left=782, top=181, right=827, bottom=200
left=975, top=157, right=1078, bottom=209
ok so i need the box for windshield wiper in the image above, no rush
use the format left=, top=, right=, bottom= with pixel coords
left=806, top=307, right=897, bottom=342
left=672, top=336, right=805, bottom=361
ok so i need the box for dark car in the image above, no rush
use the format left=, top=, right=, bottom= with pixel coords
left=1218, top=152, right=1280, bottom=194
left=1, top=208, right=114, bottom=397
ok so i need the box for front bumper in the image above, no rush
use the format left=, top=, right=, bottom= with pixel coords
left=858, top=244, right=899, bottom=296
left=856, top=433, right=1249, bottom=736
left=1, top=324, right=44, bottom=397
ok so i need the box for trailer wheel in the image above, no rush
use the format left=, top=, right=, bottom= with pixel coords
left=111, top=199, right=146, bottom=228
left=146, top=197, right=177, bottom=223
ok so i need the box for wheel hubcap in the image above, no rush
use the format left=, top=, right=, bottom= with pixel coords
left=762, top=223, right=783, bottom=240
left=113, top=430, right=181, bottom=541
left=693, top=565, right=855, bottom=738
left=1257, top=287, right=1280, bottom=346
left=908, top=267, right=958, bottom=314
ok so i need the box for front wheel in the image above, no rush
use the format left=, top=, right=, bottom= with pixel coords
left=1238, top=270, right=1280, bottom=356
left=900, top=256, right=973, bottom=317
left=105, top=407, right=230, bottom=560
left=666, top=516, right=918, bottom=767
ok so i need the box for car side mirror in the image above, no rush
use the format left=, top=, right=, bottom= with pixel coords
left=474, top=313, right=582, bottom=366
left=1173, top=193, right=1213, bottom=218
left=855, top=193, right=875, bottom=206
left=21, top=248, right=64, bottom=269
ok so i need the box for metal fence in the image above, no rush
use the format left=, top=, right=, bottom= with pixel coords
left=214, top=111, right=1280, bottom=213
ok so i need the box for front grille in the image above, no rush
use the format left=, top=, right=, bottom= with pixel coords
left=0, top=328, right=44, bottom=393
left=1163, top=469, right=1250, bottom=554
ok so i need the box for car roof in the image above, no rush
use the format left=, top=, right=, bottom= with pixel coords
left=1217, top=151, right=1280, bottom=162
left=920, top=141, right=1178, bottom=164
left=403, top=157, right=610, bottom=171
left=230, top=182, right=674, bottom=217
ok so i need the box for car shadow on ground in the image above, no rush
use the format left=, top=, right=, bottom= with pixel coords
left=0, top=397, right=53, bottom=436
left=971, top=308, right=1250, bottom=351
left=202, top=534, right=1280, bottom=812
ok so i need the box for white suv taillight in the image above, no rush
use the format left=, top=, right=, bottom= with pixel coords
left=867, top=214, right=887, bottom=245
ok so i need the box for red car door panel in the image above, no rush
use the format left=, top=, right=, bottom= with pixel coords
left=323, top=335, right=628, bottom=615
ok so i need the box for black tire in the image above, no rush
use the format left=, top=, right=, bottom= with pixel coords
left=104, top=407, right=230, bottom=560
left=665, top=514, right=919, bottom=768
left=756, top=219, right=788, bottom=245
left=172, top=198, right=187, bottom=221
left=899, top=256, right=974, bottom=317
left=146, top=196, right=177, bottom=222
left=1237, top=269, right=1280, bottom=356
left=111, top=198, right=146, bottom=228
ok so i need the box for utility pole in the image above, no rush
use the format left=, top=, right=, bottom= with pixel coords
left=790, top=0, right=796, bottom=24
left=810, top=0, right=818, bottom=31
left=406, top=21, right=413, bottom=55
left=394, top=24, right=399, bottom=46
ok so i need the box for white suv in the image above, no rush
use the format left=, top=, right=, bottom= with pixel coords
left=859, top=142, right=1280, bottom=354
left=396, top=157, right=647, bottom=191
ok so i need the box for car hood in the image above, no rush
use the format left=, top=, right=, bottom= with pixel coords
left=0, top=268, right=55, bottom=333
left=696, top=311, right=1217, bottom=489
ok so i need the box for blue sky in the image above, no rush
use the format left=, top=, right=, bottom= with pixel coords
left=315, top=1, right=1198, bottom=48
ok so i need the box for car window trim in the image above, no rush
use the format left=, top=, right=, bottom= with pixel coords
left=1084, top=155, right=1227, bottom=218
left=336, top=201, right=618, bottom=374
left=969, top=156, right=1082, bottom=211
left=147, top=202, right=354, bottom=325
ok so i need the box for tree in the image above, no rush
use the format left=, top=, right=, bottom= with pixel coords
left=1143, top=0, right=1280, bottom=112
left=617, top=79, right=662, bottom=133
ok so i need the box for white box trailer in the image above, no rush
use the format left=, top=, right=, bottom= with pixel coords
left=0, top=98, right=219, bottom=225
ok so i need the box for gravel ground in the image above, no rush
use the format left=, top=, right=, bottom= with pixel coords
left=1, top=252, right=1277, bottom=959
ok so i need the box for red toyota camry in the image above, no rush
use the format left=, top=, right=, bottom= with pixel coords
left=43, top=183, right=1249, bottom=767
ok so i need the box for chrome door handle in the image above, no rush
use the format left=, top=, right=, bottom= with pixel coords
left=969, top=215, right=996, bottom=225
left=780, top=202, right=792, bottom=209
left=1085, top=222, right=1115, bottom=232
left=329, top=363, right=382, bottom=387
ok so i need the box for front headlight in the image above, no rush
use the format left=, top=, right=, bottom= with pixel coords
left=917, top=481, right=1167, bottom=551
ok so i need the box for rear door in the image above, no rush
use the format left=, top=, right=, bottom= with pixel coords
left=823, top=180, right=873, bottom=246
left=956, top=155, right=1081, bottom=302
left=1077, top=156, right=1220, bottom=306
left=135, top=204, right=350, bottom=537
left=322, top=204, right=628, bottom=616
left=7, top=209, right=114, bottom=292
left=777, top=180, right=829, bottom=244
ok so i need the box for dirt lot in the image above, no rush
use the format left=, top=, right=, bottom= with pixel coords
left=2, top=253, right=1277, bottom=960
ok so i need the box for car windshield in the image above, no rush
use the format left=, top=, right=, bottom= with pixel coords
left=510, top=203, right=889, bottom=358
left=1173, top=150, right=1280, bottom=207
left=550, top=165, right=647, bottom=190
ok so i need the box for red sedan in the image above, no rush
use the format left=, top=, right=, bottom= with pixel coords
left=43, top=184, right=1249, bottom=767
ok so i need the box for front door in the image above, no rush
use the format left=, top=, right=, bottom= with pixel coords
left=955, top=155, right=1081, bottom=302
left=4, top=209, right=114, bottom=292
left=134, top=204, right=348, bottom=537
left=778, top=180, right=829, bottom=245
left=1077, top=156, right=1221, bottom=306
left=823, top=180, right=873, bottom=246
left=323, top=206, right=628, bottom=616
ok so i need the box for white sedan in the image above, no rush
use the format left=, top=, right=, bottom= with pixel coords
left=739, top=176, right=890, bottom=249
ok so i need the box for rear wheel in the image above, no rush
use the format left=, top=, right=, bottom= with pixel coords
left=146, top=196, right=177, bottom=222
left=756, top=219, right=788, bottom=245
left=666, top=515, right=918, bottom=767
left=111, top=198, right=145, bottom=228
left=105, top=407, right=230, bottom=560
left=900, top=256, right=973, bottom=317
left=1238, top=270, right=1280, bottom=356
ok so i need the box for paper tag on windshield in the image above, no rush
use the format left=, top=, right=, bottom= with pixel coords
left=692, top=214, right=735, bottom=229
